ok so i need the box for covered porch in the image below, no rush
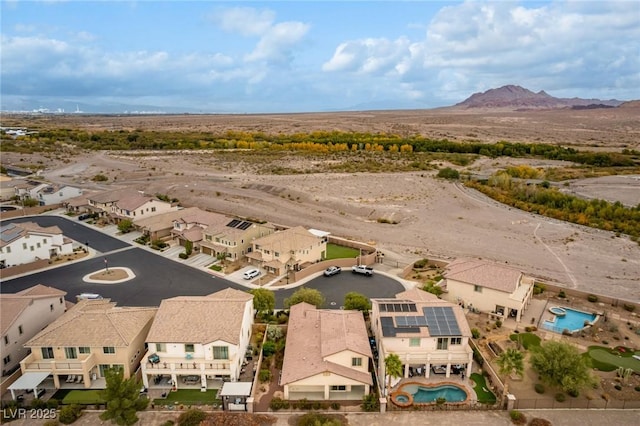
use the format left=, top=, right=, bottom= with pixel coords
left=285, top=384, right=368, bottom=401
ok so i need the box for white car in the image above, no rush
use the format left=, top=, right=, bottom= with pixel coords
left=243, top=269, right=260, bottom=280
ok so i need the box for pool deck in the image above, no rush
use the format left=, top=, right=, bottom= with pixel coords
left=393, top=375, right=477, bottom=404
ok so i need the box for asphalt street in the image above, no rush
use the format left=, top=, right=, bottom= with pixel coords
left=1, top=216, right=404, bottom=308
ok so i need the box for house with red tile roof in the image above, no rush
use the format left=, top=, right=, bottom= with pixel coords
left=440, top=258, right=535, bottom=322
left=280, top=303, right=372, bottom=401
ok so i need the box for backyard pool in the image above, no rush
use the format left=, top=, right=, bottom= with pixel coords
left=543, top=307, right=598, bottom=334
left=398, top=382, right=468, bottom=403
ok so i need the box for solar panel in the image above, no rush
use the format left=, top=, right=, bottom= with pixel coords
left=237, top=221, right=252, bottom=230
left=227, top=219, right=241, bottom=228
left=423, top=306, right=461, bottom=336
left=380, top=317, right=396, bottom=337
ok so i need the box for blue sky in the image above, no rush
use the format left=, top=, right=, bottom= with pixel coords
left=1, top=0, right=638, bottom=113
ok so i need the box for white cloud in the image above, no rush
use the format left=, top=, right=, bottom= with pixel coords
left=323, top=37, right=411, bottom=74
left=245, top=21, right=310, bottom=64
left=209, top=7, right=275, bottom=37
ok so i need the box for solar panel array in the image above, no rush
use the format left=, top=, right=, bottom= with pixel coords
left=226, top=219, right=253, bottom=230
left=422, top=307, right=462, bottom=336
left=379, top=302, right=417, bottom=313
left=0, top=223, right=22, bottom=243
left=395, top=316, right=428, bottom=327
left=380, top=316, right=420, bottom=337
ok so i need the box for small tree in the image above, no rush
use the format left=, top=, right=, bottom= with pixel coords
left=384, top=353, right=403, bottom=396
left=117, top=219, right=134, bottom=234
left=99, top=367, right=148, bottom=426
left=284, top=287, right=325, bottom=308
left=344, top=292, right=371, bottom=312
left=250, top=288, right=275, bottom=317
left=216, top=252, right=228, bottom=265
left=184, top=240, right=193, bottom=256
left=530, top=341, right=596, bottom=395
left=361, top=393, right=379, bottom=412
left=496, top=348, right=524, bottom=397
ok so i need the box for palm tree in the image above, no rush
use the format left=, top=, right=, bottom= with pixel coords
left=384, top=353, right=403, bottom=396
left=496, top=348, right=524, bottom=398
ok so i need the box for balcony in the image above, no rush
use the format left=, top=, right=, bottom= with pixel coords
left=141, top=351, right=232, bottom=374
left=21, top=352, right=95, bottom=374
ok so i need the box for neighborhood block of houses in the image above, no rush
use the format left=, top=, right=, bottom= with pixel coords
left=0, top=222, right=73, bottom=269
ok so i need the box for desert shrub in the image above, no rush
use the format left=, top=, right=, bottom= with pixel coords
left=472, top=348, right=484, bottom=366
left=534, top=383, right=545, bottom=394
left=58, top=404, right=83, bottom=424
left=471, top=328, right=481, bottom=339
left=92, top=174, right=108, bottom=182
left=437, top=167, right=460, bottom=180
left=587, top=294, right=598, bottom=303
left=568, top=389, right=579, bottom=397
left=259, top=369, right=271, bottom=382
left=361, top=393, right=379, bottom=412
left=558, top=290, right=566, bottom=298
left=533, top=283, right=545, bottom=295
left=266, top=324, right=284, bottom=341
left=509, top=410, right=526, bottom=425
left=177, top=408, right=206, bottom=426
left=555, top=393, right=566, bottom=402
left=270, top=397, right=286, bottom=411
left=330, top=402, right=341, bottom=410
left=528, top=418, right=552, bottom=426
left=435, top=397, right=446, bottom=405
left=312, top=401, right=322, bottom=410
left=178, top=252, right=188, bottom=259
left=413, top=258, right=429, bottom=269
left=495, top=320, right=503, bottom=328
left=30, top=398, right=47, bottom=409
left=622, top=303, right=636, bottom=312
left=46, top=399, right=59, bottom=409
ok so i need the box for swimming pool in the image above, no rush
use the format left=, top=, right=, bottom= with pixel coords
left=396, top=382, right=468, bottom=404
left=543, top=307, right=598, bottom=334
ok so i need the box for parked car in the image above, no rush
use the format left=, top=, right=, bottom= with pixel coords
left=76, top=293, right=103, bottom=301
left=243, top=269, right=260, bottom=280
left=351, top=265, right=374, bottom=276
left=324, top=266, right=342, bottom=276
left=78, top=213, right=91, bottom=221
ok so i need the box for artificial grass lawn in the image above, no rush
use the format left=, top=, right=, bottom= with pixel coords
left=586, top=346, right=640, bottom=372
left=509, top=333, right=541, bottom=350
left=50, top=389, right=105, bottom=405
left=470, top=373, right=497, bottom=404
left=153, top=389, right=219, bottom=406
left=325, top=243, right=359, bottom=260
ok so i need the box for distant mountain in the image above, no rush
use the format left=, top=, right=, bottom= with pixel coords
left=454, top=85, right=624, bottom=110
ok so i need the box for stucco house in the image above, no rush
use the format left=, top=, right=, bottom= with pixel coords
left=1, top=285, right=67, bottom=378
left=0, top=222, right=73, bottom=268
left=141, top=288, right=254, bottom=390
left=246, top=226, right=327, bottom=276
left=371, top=288, right=473, bottom=393
left=199, top=218, right=274, bottom=262
left=439, top=258, right=535, bottom=322
left=32, top=184, right=83, bottom=206
left=281, top=303, right=373, bottom=401
left=110, top=192, right=178, bottom=223
left=17, top=299, right=156, bottom=393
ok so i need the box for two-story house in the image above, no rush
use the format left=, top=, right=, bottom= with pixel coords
left=34, top=184, right=83, bottom=206
left=439, top=258, right=535, bottom=322
left=371, top=288, right=473, bottom=393
left=199, top=218, right=274, bottom=262
left=141, top=288, right=254, bottom=390
left=111, top=192, right=178, bottom=223
left=0, top=222, right=73, bottom=268
left=17, top=299, right=156, bottom=393
left=1, top=285, right=67, bottom=378
left=281, top=302, right=372, bottom=400
left=169, top=208, right=230, bottom=251
left=246, top=226, right=326, bottom=276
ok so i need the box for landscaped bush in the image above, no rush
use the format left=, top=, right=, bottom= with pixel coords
left=554, top=393, right=566, bottom=402
left=330, top=402, right=341, bottom=410
left=58, top=404, right=83, bottom=424
left=623, top=303, right=636, bottom=312
left=30, top=398, right=47, bottom=409
left=262, top=341, right=276, bottom=357
left=509, top=410, right=526, bottom=425
left=296, top=412, right=345, bottom=426
left=558, top=290, right=566, bottom=298
left=534, top=383, right=545, bottom=394
left=413, top=258, right=429, bottom=269
left=471, top=328, right=481, bottom=339
left=360, top=393, right=379, bottom=412
left=587, top=294, right=598, bottom=303
left=259, top=369, right=271, bottom=382
left=46, top=399, right=59, bottom=409
left=270, top=397, right=286, bottom=411
left=568, top=389, right=579, bottom=397
left=533, top=283, right=545, bottom=295
left=178, top=252, right=189, bottom=259
left=177, top=408, right=207, bottom=426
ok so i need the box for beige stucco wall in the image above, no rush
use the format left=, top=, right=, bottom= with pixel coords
left=324, top=350, right=369, bottom=375
left=442, top=278, right=532, bottom=317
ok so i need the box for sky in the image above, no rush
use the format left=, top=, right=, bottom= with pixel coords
left=1, top=0, right=639, bottom=113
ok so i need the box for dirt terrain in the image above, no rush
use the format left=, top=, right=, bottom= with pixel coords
left=2, top=107, right=639, bottom=301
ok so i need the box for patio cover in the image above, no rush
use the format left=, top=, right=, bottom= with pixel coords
left=219, top=382, right=252, bottom=397
left=8, top=371, right=50, bottom=400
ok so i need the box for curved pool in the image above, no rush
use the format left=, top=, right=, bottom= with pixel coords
left=397, top=382, right=468, bottom=404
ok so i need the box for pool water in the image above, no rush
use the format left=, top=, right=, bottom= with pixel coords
left=543, top=307, right=597, bottom=333
left=401, top=384, right=467, bottom=403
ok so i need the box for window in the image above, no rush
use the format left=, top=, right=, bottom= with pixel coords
left=3, top=355, right=10, bottom=365
left=409, top=338, right=420, bottom=347
left=351, top=357, right=362, bottom=367
left=151, top=207, right=156, bottom=212
left=50, top=304, right=54, bottom=311
left=23, top=243, right=27, bottom=250
left=437, top=338, right=448, bottom=350
left=59, top=297, right=63, bottom=304
left=30, top=246, right=34, bottom=251
left=79, top=347, right=91, bottom=354
left=156, top=343, right=166, bottom=352
left=275, top=252, right=279, bottom=257
left=185, top=344, right=195, bottom=353
left=3, top=335, right=8, bottom=345
left=474, top=285, right=482, bottom=293
left=5, top=247, right=10, bottom=253
left=37, top=242, right=41, bottom=248
left=330, top=385, right=346, bottom=391
left=65, top=347, right=77, bottom=359
left=18, top=326, right=23, bottom=335
left=212, top=346, right=228, bottom=360
left=451, top=337, right=462, bottom=345
left=43, top=239, right=47, bottom=244
left=42, top=347, right=54, bottom=359
left=103, top=347, right=116, bottom=354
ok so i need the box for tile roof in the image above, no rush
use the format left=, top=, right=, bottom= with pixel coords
left=88, top=188, right=144, bottom=204
left=113, top=193, right=154, bottom=211
left=0, top=222, right=62, bottom=247
left=134, top=207, right=202, bottom=231
left=252, top=226, right=320, bottom=253
left=146, top=288, right=252, bottom=345
left=280, top=303, right=372, bottom=385
left=25, top=299, right=157, bottom=347
left=1, top=285, right=67, bottom=335
left=444, top=258, right=523, bottom=293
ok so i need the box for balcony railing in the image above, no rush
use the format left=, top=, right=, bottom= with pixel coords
left=22, top=353, right=95, bottom=373
left=141, top=351, right=232, bottom=373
